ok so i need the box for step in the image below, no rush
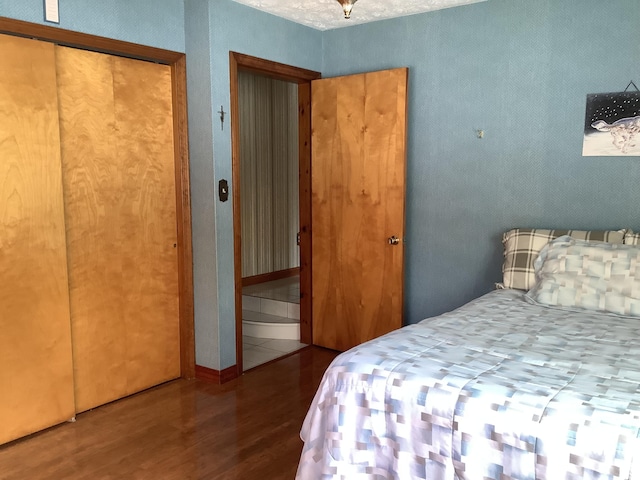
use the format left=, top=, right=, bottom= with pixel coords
left=242, top=295, right=300, bottom=320
left=242, top=310, right=300, bottom=340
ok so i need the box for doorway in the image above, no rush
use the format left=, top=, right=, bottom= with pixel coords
left=238, top=70, right=303, bottom=369
left=229, top=52, right=321, bottom=374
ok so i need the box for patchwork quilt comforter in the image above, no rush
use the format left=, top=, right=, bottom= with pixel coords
left=297, top=289, right=640, bottom=479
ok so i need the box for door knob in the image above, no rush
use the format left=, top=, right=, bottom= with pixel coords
left=388, top=236, right=400, bottom=245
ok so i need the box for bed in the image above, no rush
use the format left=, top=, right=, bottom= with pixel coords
left=297, top=230, right=640, bottom=479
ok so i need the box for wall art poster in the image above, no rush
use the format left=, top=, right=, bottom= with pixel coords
left=582, top=91, right=640, bottom=156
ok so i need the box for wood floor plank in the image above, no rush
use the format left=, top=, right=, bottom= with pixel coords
left=0, top=347, right=337, bottom=480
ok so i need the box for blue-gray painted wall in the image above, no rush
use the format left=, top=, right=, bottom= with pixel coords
left=322, top=0, right=640, bottom=325
left=185, top=0, right=322, bottom=369
left=0, top=0, right=185, bottom=51
left=1, top=0, right=638, bottom=372
left=184, top=0, right=218, bottom=370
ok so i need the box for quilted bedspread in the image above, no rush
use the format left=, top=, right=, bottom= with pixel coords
left=297, top=289, right=640, bottom=480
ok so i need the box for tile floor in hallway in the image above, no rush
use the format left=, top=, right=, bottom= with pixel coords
left=242, top=275, right=305, bottom=370
left=243, top=335, right=307, bottom=370
left=242, top=275, right=300, bottom=304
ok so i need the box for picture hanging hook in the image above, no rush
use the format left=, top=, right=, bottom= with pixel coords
left=623, top=80, right=639, bottom=92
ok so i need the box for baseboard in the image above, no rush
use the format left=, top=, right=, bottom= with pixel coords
left=195, top=364, right=238, bottom=384
left=242, top=267, right=299, bottom=287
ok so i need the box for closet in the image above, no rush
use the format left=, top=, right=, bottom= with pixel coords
left=0, top=33, right=181, bottom=445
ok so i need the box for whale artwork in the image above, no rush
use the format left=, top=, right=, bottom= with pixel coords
left=583, top=91, right=640, bottom=156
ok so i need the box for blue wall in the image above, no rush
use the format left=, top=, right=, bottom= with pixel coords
left=185, top=0, right=219, bottom=370
left=322, top=0, right=640, bottom=324
left=0, top=0, right=185, bottom=51
left=185, top=0, right=322, bottom=369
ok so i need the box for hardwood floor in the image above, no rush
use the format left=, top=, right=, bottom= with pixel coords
left=0, top=346, right=337, bottom=480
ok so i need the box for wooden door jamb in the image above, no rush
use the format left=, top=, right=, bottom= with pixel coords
left=229, top=51, right=320, bottom=377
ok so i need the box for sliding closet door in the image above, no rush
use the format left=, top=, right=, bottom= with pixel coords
left=0, top=34, right=75, bottom=444
left=56, top=46, right=180, bottom=413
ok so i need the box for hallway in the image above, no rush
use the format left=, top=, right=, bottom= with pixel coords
left=242, top=275, right=307, bottom=370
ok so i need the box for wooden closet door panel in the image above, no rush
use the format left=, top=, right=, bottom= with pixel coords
left=55, top=47, right=127, bottom=412
left=56, top=46, right=179, bottom=412
left=112, top=56, right=180, bottom=395
left=0, top=34, right=75, bottom=444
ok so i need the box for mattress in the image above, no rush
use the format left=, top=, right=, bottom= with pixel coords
left=297, top=289, right=640, bottom=479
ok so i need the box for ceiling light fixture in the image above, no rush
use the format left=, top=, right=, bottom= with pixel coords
left=336, top=0, right=358, bottom=19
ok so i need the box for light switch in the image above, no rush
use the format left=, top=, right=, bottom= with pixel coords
left=219, top=179, right=229, bottom=202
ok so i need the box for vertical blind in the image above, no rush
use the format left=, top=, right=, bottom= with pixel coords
left=239, top=71, right=299, bottom=277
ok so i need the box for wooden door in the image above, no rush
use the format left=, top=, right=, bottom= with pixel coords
left=56, top=46, right=180, bottom=412
left=311, top=68, right=407, bottom=351
left=0, top=34, right=75, bottom=444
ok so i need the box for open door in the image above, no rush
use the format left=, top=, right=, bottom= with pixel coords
left=311, top=68, right=408, bottom=352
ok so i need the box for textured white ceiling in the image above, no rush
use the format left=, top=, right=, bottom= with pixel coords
left=230, top=0, right=487, bottom=31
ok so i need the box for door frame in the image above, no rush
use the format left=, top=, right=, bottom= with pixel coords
left=229, top=52, right=320, bottom=375
left=0, top=16, right=195, bottom=378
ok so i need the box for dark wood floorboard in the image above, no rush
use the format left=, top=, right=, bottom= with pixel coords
left=0, top=346, right=338, bottom=480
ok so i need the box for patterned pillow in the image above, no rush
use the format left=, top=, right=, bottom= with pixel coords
left=526, top=236, right=640, bottom=317
left=625, top=230, right=640, bottom=245
left=501, top=228, right=626, bottom=290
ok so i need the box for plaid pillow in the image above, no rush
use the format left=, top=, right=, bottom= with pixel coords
left=625, top=231, right=640, bottom=245
left=501, top=228, right=626, bottom=291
